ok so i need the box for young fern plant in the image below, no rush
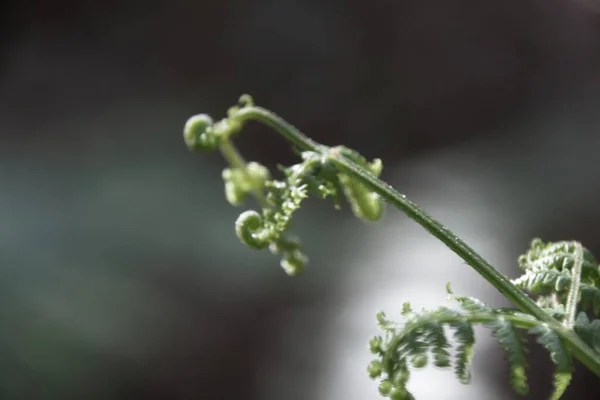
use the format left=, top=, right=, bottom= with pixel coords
left=369, top=240, right=599, bottom=400
left=183, top=95, right=600, bottom=399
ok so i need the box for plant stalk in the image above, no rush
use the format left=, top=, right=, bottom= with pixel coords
left=565, top=242, right=583, bottom=329
left=230, top=106, right=600, bottom=377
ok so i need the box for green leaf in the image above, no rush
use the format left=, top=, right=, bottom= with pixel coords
left=529, top=325, right=572, bottom=372
left=551, top=372, right=572, bottom=400
left=529, top=324, right=573, bottom=400
left=487, top=318, right=529, bottom=395
left=580, top=285, right=600, bottom=317
left=450, top=320, right=475, bottom=384
left=424, top=323, right=452, bottom=368
left=574, top=312, right=600, bottom=354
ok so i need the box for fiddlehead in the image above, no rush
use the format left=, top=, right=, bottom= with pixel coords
left=235, top=210, right=269, bottom=249
left=184, top=95, right=253, bottom=151
left=183, top=96, right=385, bottom=275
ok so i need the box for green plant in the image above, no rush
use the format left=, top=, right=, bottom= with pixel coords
left=183, top=95, right=600, bottom=399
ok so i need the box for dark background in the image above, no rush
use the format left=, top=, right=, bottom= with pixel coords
left=1, top=1, right=600, bottom=399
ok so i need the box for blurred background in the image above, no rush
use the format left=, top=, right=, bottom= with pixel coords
left=1, top=0, right=600, bottom=399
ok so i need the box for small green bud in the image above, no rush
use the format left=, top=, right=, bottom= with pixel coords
left=376, top=312, right=393, bottom=331
left=367, top=360, right=383, bottom=379
left=246, top=162, right=270, bottom=189
left=390, top=388, right=413, bottom=400
left=238, top=94, right=254, bottom=107
left=411, top=354, right=428, bottom=368
left=222, top=168, right=247, bottom=206
left=224, top=181, right=246, bottom=206
left=531, top=238, right=544, bottom=250
left=401, top=302, right=412, bottom=315
left=368, top=158, right=383, bottom=176
left=222, top=163, right=270, bottom=206
left=369, top=336, right=383, bottom=354
left=280, top=250, right=307, bottom=276
left=378, top=380, right=393, bottom=396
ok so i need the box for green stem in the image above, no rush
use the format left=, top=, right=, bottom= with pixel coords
left=232, top=107, right=326, bottom=153
left=565, top=242, right=583, bottom=329
left=219, top=138, right=247, bottom=170
left=219, top=137, right=267, bottom=206
left=229, top=105, right=600, bottom=377
left=402, top=312, right=546, bottom=338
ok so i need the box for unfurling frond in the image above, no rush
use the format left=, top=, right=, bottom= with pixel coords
left=368, top=288, right=536, bottom=399
left=487, top=317, right=530, bottom=394
left=368, top=284, right=588, bottom=399
left=513, top=239, right=600, bottom=316
left=368, top=239, right=600, bottom=399
left=574, top=312, right=600, bottom=354
left=529, top=323, right=572, bottom=400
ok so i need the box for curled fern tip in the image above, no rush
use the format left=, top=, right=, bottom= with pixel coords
left=183, top=113, right=218, bottom=151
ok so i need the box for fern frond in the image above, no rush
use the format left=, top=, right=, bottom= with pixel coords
left=550, top=372, right=572, bottom=400
left=185, top=99, right=600, bottom=399
left=574, top=312, right=600, bottom=354
left=367, top=284, right=592, bottom=399
left=514, top=239, right=600, bottom=315
left=449, top=320, right=475, bottom=384
left=368, top=289, right=542, bottom=399
left=517, top=239, right=598, bottom=279
left=529, top=323, right=573, bottom=399
left=487, top=317, right=530, bottom=394
left=512, top=268, right=570, bottom=295
left=580, top=284, right=600, bottom=316
left=423, top=318, right=452, bottom=368
left=450, top=287, right=531, bottom=394
left=530, top=325, right=572, bottom=372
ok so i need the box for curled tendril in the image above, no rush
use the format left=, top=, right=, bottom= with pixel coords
left=235, top=210, right=308, bottom=276
left=269, top=235, right=308, bottom=276
left=183, top=98, right=389, bottom=276
left=183, top=114, right=218, bottom=151
left=233, top=170, right=310, bottom=275
left=235, top=210, right=270, bottom=249
left=238, top=94, right=254, bottom=108
left=183, top=95, right=255, bottom=152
